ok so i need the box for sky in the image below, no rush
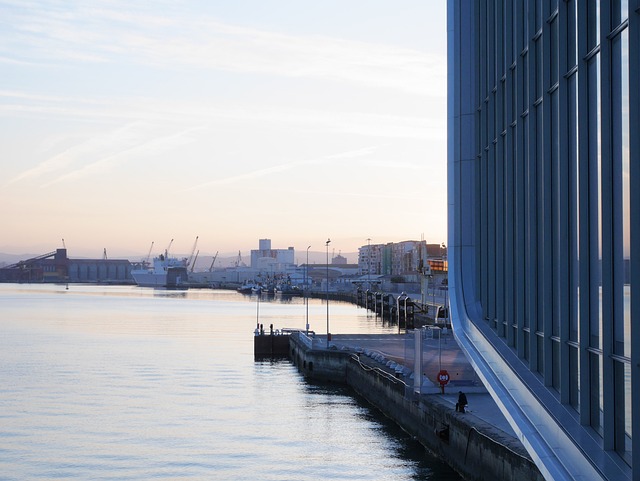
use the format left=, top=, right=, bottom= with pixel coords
left=0, top=0, right=447, bottom=260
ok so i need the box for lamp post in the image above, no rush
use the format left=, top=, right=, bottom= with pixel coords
left=256, top=288, right=260, bottom=331
left=306, top=245, right=311, bottom=334
left=430, top=274, right=435, bottom=318
left=439, top=326, right=442, bottom=371
left=325, top=238, right=331, bottom=347
left=366, top=238, right=371, bottom=290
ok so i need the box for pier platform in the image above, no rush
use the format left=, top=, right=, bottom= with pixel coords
left=318, top=333, right=514, bottom=436
left=288, top=331, right=543, bottom=481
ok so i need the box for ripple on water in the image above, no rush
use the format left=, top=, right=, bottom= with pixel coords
left=0, top=285, right=460, bottom=481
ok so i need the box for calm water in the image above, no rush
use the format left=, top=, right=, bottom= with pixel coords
left=0, top=284, right=460, bottom=480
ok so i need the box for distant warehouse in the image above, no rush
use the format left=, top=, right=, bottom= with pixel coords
left=0, top=249, right=133, bottom=283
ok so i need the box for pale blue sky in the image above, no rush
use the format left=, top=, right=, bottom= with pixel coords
left=0, top=0, right=447, bottom=258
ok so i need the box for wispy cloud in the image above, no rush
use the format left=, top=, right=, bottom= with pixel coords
left=4, top=121, right=200, bottom=188
left=0, top=86, right=438, bottom=141
left=291, top=189, right=423, bottom=201
left=42, top=126, right=202, bottom=187
left=0, top=0, right=443, bottom=96
left=183, top=146, right=379, bottom=192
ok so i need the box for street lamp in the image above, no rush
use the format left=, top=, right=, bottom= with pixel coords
left=325, top=238, right=331, bottom=347
left=256, top=288, right=260, bottom=331
left=366, top=238, right=371, bottom=290
left=306, top=245, right=311, bottom=334
left=429, top=274, right=435, bottom=317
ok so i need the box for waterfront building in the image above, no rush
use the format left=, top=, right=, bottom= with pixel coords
left=305, top=255, right=360, bottom=292
left=358, top=242, right=384, bottom=276
left=0, top=248, right=133, bottom=283
left=448, top=2, right=638, bottom=480
left=332, top=253, right=348, bottom=265
left=250, top=239, right=295, bottom=270
left=358, top=240, right=442, bottom=277
left=390, top=241, right=425, bottom=275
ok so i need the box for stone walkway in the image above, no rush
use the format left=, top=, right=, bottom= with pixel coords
left=316, top=332, right=516, bottom=438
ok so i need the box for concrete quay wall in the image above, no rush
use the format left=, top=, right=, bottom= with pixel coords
left=289, top=333, right=543, bottom=481
left=289, top=337, right=351, bottom=383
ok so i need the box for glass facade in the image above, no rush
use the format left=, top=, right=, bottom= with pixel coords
left=448, top=1, right=639, bottom=479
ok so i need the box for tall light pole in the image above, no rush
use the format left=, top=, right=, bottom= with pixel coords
left=256, top=289, right=260, bottom=331
left=306, top=245, right=311, bottom=334
left=367, top=238, right=371, bottom=290
left=325, top=238, right=331, bottom=347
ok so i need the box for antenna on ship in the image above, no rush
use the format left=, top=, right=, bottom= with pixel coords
left=165, top=239, right=174, bottom=257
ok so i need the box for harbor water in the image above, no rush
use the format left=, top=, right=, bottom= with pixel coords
left=0, top=284, right=461, bottom=480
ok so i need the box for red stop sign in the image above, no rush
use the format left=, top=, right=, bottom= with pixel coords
left=438, top=370, right=450, bottom=385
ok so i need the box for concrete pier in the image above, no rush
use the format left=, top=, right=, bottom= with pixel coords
left=253, top=324, right=295, bottom=358
left=288, top=332, right=543, bottom=481
left=254, top=333, right=289, bottom=358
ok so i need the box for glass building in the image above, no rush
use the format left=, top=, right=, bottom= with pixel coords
left=447, top=1, right=639, bottom=480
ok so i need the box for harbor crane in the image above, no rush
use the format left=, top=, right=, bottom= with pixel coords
left=103, top=248, right=108, bottom=260
left=190, top=250, right=199, bottom=273
left=209, top=251, right=218, bottom=272
left=187, top=236, right=199, bottom=268
left=145, top=241, right=154, bottom=263
left=165, top=239, right=174, bottom=257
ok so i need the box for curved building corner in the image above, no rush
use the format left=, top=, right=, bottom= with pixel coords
left=447, top=1, right=639, bottom=480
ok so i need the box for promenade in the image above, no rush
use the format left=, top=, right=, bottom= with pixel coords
left=311, top=332, right=516, bottom=438
left=290, top=330, right=542, bottom=481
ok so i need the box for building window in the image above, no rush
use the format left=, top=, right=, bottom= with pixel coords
left=590, top=351, right=603, bottom=435
left=614, top=360, right=632, bottom=461
left=569, top=344, right=580, bottom=410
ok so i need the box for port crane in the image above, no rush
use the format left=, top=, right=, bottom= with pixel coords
left=208, top=251, right=218, bottom=272
left=165, top=239, right=174, bottom=257
left=190, top=250, right=199, bottom=273
left=145, top=242, right=154, bottom=263
left=186, top=236, right=199, bottom=268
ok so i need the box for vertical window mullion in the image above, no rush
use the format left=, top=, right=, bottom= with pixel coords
left=628, top=0, right=640, bottom=469
left=504, top=0, right=516, bottom=348
left=526, top=0, right=539, bottom=372
left=576, top=0, right=591, bottom=428
left=557, top=0, right=573, bottom=405
left=540, top=1, right=555, bottom=387
left=600, top=0, right=615, bottom=450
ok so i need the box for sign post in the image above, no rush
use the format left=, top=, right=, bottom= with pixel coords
left=437, top=369, right=450, bottom=394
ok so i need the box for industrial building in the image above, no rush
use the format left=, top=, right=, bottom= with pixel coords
left=448, top=2, right=638, bottom=480
left=250, top=239, right=295, bottom=270
left=0, top=249, right=133, bottom=283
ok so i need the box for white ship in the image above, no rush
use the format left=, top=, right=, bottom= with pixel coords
left=131, top=252, right=189, bottom=288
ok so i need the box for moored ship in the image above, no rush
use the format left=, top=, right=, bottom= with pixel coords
left=131, top=252, right=189, bottom=288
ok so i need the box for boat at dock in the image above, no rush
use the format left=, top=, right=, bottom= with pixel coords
left=131, top=252, right=189, bottom=288
left=237, top=281, right=259, bottom=294
left=275, top=282, right=302, bottom=296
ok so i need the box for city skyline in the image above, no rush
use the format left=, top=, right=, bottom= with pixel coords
left=0, top=1, right=447, bottom=257
left=0, top=235, right=447, bottom=268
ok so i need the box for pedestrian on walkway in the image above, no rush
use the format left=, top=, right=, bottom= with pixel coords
left=456, top=391, right=468, bottom=413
